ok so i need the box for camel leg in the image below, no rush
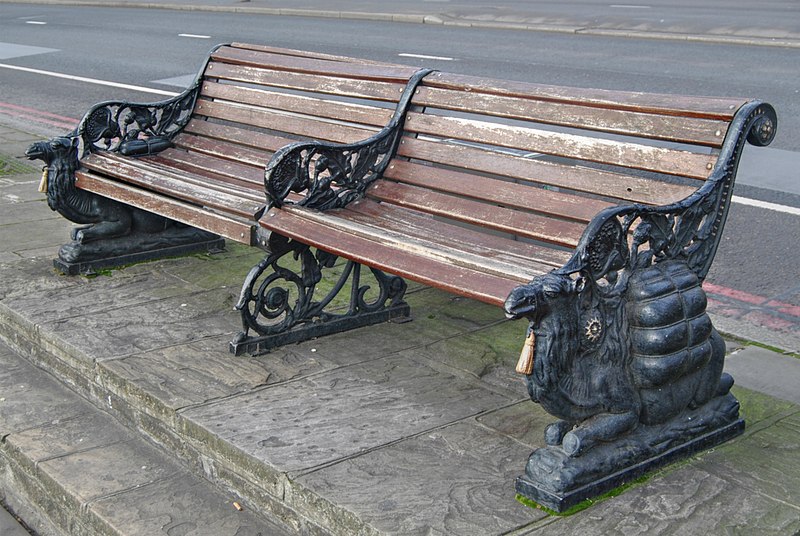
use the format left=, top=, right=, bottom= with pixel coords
left=562, top=410, right=638, bottom=457
left=75, top=217, right=131, bottom=243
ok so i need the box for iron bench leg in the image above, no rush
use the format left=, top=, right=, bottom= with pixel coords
left=230, top=232, right=410, bottom=356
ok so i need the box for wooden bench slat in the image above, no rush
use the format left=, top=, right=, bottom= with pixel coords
left=204, top=62, right=406, bottom=102
left=345, top=198, right=571, bottom=268
left=173, top=133, right=270, bottom=168
left=151, top=149, right=264, bottom=186
left=383, top=160, right=613, bottom=223
left=74, top=171, right=255, bottom=244
left=402, top=112, right=717, bottom=179
left=395, top=137, right=698, bottom=205
left=183, top=119, right=294, bottom=153
left=81, top=153, right=265, bottom=220
left=367, top=181, right=585, bottom=247
left=422, top=72, right=747, bottom=120
left=200, top=81, right=395, bottom=129
left=261, top=207, right=525, bottom=307
left=195, top=99, right=377, bottom=145
left=128, top=155, right=265, bottom=202
left=413, top=86, right=729, bottom=147
left=210, top=46, right=420, bottom=82
left=279, top=204, right=553, bottom=283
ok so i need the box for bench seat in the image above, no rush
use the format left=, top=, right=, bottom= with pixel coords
left=256, top=68, right=755, bottom=310
left=27, top=42, right=776, bottom=357
left=69, top=43, right=424, bottom=246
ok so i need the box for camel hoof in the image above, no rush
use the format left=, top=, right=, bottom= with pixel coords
left=562, top=431, right=582, bottom=457
left=545, top=421, right=570, bottom=446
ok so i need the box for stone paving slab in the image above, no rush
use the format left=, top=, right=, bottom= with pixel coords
left=294, top=421, right=545, bottom=535
left=181, top=353, right=516, bottom=475
left=1, top=267, right=202, bottom=325
left=90, top=473, right=274, bottom=536
left=520, top=463, right=800, bottom=535
left=697, top=409, right=800, bottom=507
left=1, top=218, right=71, bottom=253
left=0, top=348, right=90, bottom=435
left=0, top=198, right=54, bottom=225
left=0, top=505, right=29, bottom=536
left=723, top=345, right=800, bottom=404
left=38, top=287, right=241, bottom=362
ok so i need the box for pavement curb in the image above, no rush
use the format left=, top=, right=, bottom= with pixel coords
left=2, top=0, right=799, bottom=49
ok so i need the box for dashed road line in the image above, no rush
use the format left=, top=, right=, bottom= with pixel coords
left=398, top=53, right=455, bottom=61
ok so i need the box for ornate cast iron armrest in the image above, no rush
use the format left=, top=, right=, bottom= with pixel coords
left=559, top=100, right=778, bottom=286
left=76, top=83, right=200, bottom=156
left=74, top=44, right=227, bottom=156
left=265, top=69, right=433, bottom=211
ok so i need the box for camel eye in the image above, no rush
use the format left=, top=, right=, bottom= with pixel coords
left=544, top=288, right=558, bottom=298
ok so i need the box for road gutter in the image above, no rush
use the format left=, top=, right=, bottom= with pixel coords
left=2, top=0, right=799, bottom=49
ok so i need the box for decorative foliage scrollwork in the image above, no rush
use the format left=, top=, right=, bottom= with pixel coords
left=264, top=68, right=433, bottom=211
left=562, top=100, right=778, bottom=288
left=234, top=235, right=408, bottom=340
left=265, top=133, right=400, bottom=211
left=77, top=83, right=201, bottom=156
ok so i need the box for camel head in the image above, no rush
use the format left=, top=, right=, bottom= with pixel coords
left=26, top=136, right=78, bottom=167
left=26, top=136, right=80, bottom=211
left=504, top=272, right=585, bottom=327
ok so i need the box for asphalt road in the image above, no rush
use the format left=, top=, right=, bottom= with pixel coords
left=1, top=3, right=799, bottom=152
left=0, top=3, right=798, bottom=311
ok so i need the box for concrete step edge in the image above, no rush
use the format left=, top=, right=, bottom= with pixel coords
left=0, top=339, right=298, bottom=536
left=0, top=303, right=363, bottom=536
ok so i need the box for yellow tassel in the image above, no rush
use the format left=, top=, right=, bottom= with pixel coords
left=38, top=167, right=48, bottom=194
left=515, top=330, right=535, bottom=375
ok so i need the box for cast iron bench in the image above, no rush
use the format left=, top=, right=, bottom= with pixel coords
left=27, top=42, right=777, bottom=511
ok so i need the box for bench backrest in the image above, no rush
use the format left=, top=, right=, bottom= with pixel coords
left=370, top=71, right=749, bottom=250
left=159, top=43, right=422, bottom=203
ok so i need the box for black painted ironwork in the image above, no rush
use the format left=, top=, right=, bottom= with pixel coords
left=231, top=231, right=409, bottom=355
left=76, top=45, right=224, bottom=157
left=231, top=67, right=434, bottom=354
left=265, top=69, right=433, bottom=211
left=504, top=101, right=777, bottom=512
left=25, top=46, right=226, bottom=272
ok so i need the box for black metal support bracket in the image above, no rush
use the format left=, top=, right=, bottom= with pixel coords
left=230, top=231, right=409, bottom=356
left=504, top=101, right=777, bottom=512
left=230, top=68, right=436, bottom=355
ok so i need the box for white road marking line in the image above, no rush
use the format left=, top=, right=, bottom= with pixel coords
left=609, top=4, right=652, bottom=8
left=0, top=63, right=178, bottom=97
left=25, top=21, right=47, bottom=25
left=732, top=195, right=800, bottom=216
left=178, top=33, right=211, bottom=39
left=398, top=53, right=455, bottom=61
